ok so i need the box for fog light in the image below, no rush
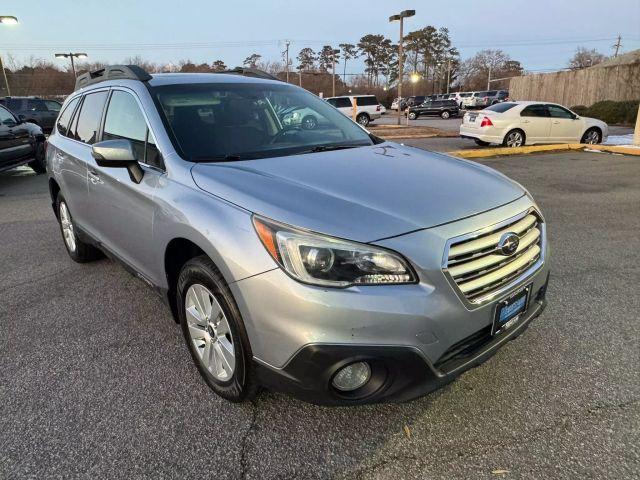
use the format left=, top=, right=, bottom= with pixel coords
left=332, top=362, right=371, bottom=391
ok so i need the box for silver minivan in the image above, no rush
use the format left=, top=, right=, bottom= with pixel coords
left=47, top=65, right=549, bottom=405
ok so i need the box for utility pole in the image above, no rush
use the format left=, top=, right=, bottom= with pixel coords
left=0, top=55, right=9, bottom=96
left=331, top=48, right=340, bottom=97
left=613, top=35, right=622, bottom=57
left=283, top=41, right=290, bottom=83
left=487, top=64, right=492, bottom=90
left=389, top=10, right=415, bottom=126
left=446, top=58, right=451, bottom=94
left=55, top=52, right=87, bottom=79
left=0, top=16, right=19, bottom=96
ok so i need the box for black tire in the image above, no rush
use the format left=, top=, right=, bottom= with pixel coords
left=408, top=111, right=418, bottom=120
left=503, top=129, right=526, bottom=148
left=440, top=110, right=451, bottom=119
left=55, top=193, right=102, bottom=263
left=580, top=127, right=602, bottom=144
left=356, top=113, right=370, bottom=127
left=474, top=139, right=490, bottom=146
left=177, top=255, right=258, bottom=403
left=28, top=141, right=46, bottom=174
left=301, top=115, right=318, bottom=130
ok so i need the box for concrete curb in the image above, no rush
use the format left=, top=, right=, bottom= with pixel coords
left=448, top=143, right=640, bottom=159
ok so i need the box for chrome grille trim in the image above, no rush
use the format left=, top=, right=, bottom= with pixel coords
left=442, top=208, right=546, bottom=307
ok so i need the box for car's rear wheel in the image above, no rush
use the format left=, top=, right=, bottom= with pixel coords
left=440, top=110, right=450, bottom=119
left=581, top=128, right=601, bottom=144
left=408, top=111, right=417, bottom=120
left=28, top=140, right=46, bottom=174
left=56, top=193, right=101, bottom=262
left=503, top=129, right=525, bottom=148
left=177, top=255, right=258, bottom=402
left=301, top=115, right=318, bottom=130
left=356, top=113, right=370, bottom=127
left=474, top=139, right=490, bottom=146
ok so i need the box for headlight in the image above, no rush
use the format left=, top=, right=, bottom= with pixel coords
left=253, top=216, right=416, bottom=287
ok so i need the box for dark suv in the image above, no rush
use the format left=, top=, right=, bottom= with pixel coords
left=407, top=99, right=459, bottom=120
left=0, top=96, right=62, bottom=133
left=399, top=95, right=426, bottom=111
left=0, top=103, right=46, bottom=173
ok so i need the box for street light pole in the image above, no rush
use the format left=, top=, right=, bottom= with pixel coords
left=390, top=10, right=415, bottom=125
left=0, top=16, right=19, bottom=96
left=55, top=52, right=88, bottom=79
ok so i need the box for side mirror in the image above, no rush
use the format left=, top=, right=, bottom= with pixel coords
left=91, top=139, right=144, bottom=183
left=18, top=114, right=26, bottom=121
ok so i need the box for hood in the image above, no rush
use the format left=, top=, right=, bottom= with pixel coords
left=191, top=143, right=525, bottom=242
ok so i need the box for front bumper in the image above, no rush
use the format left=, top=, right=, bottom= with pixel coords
left=255, top=285, right=548, bottom=405
left=230, top=196, right=550, bottom=404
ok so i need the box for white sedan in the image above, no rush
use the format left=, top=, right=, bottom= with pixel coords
left=459, top=101, right=608, bottom=147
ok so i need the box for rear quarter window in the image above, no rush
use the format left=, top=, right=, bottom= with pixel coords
left=56, top=97, right=80, bottom=137
left=486, top=102, right=517, bottom=113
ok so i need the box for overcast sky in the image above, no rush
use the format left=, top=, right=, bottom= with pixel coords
left=3, top=0, right=639, bottom=72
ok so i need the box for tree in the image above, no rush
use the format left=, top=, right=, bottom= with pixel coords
left=211, top=60, right=227, bottom=72
left=243, top=53, right=262, bottom=68
left=358, top=34, right=395, bottom=86
left=318, top=45, right=338, bottom=72
left=456, top=49, right=521, bottom=91
left=568, top=47, right=607, bottom=70
left=296, top=47, right=316, bottom=71
left=338, top=43, right=359, bottom=85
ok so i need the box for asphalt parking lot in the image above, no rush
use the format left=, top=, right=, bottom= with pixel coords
left=1, top=148, right=639, bottom=479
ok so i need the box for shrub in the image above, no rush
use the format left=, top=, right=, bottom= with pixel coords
left=571, top=100, right=639, bottom=125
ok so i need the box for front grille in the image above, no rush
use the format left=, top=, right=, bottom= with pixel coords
left=444, top=210, right=544, bottom=304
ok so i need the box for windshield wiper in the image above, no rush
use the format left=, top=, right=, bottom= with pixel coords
left=192, top=154, right=252, bottom=163
left=306, top=144, right=363, bottom=153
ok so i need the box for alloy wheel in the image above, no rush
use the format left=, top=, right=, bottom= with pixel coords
left=506, top=131, right=524, bottom=147
left=185, top=284, right=236, bottom=381
left=584, top=130, right=600, bottom=144
left=59, top=202, right=77, bottom=253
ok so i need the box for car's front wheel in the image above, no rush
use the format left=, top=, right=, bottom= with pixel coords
left=177, top=256, right=258, bottom=402
left=581, top=128, right=601, bottom=144
left=408, top=111, right=417, bottom=120
left=440, top=110, right=450, bottom=119
left=503, top=129, right=525, bottom=148
left=56, top=193, right=101, bottom=262
left=28, top=141, right=46, bottom=174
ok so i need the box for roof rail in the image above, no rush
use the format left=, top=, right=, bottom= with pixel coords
left=220, top=67, right=281, bottom=82
left=74, top=65, right=153, bottom=91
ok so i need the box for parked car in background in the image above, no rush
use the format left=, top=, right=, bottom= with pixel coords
left=474, top=90, right=509, bottom=109
left=0, top=103, right=46, bottom=173
left=326, top=95, right=381, bottom=126
left=407, top=99, right=460, bottom=120
left=450, top=92, right=472, bottom=108
left=460, top=101, right=608, bottom=147
left=47, top=65, right=549, bottom=406
left=461, top=92, right=477, bottom=109
left=399, top=95, right=427, bottom=111
left=0, top=96, right=62, bottom=133
left=390, top=97, right=403, bottom=111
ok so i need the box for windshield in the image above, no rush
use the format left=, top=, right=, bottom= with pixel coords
left=152, top=82, right=375, bottom=161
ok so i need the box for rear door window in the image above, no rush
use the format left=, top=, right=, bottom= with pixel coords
left=334, top=97, right=352, bottom=108
left=486, top=102, right=517, bottom=113
left=56, top=97, right=80, bottom=137
left=44, top=100, right=62, bottom=112
left=6, top=99, right=22, bottom=110
left=547, top=105, right=574, bottom=119
left=27, top=99, right=47, bottom=111
left=73, top=91, right=109, bottom=144
left=521, top=104, right=549, bottom=117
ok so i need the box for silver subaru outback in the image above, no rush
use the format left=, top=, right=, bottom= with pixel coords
left=46, top=65, right=549, bottom=405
